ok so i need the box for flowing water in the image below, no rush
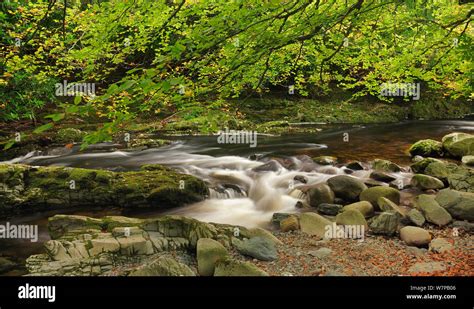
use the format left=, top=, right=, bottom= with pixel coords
left=1, top=119, right=473, bottom=273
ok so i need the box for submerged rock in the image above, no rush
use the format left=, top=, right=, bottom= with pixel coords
left=312, top=156, right=337, bottom=165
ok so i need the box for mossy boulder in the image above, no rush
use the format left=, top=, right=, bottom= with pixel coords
left=369, top=212, right=399, bottom=236
left=299, top=213, right=332, bottom=238
left=372, top=159, right=402, bottom=172
left=214, top=257, right=268, bottom=276
left=410, top=174, right=445, bottom=190
left=335, top=209, right=368, bottom=228
left=197, top=238, right=229, bottom=276
left=359, top=186, right=400, bottom=210
left=342, top=201, right=374, bottom=218
left=408, top=139, right=443, bottom=157
left=415, top=194, right=452, bottom=227
left=410, top=158, right=444, bottom=174
left=442, top=132, right=474, bottom=157
left=306, top=183, right=335, bottom=207
left=377, top=197, right=405, bottom=217
left=435, top=189, right=474, bottom=221
left=327, top=175, right=367, bottom=202
left=129, top=257, right=195, bottom=276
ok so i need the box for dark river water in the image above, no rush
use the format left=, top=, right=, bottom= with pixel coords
left=1, top=119, right=473, bottom=275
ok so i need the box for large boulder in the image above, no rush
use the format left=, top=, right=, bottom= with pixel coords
left=372, top=159, right=402, bottom=172
left=214, top=257, right=268, bottom=276
left=129, top=257, right=195, bottom=276
left=306, top=183, right=335, bottom=207
left=415, top=194, right=452, bottom=227
left=442, top=132, right=474, bottom=157
left=444, top=163, right=474, bottom=193
left=335, top=209, right=368, bottom=228
left=196, top=238, right=229, bottom=276
left=369, top=212, right=399, bottom=236
left=399, top=226, right=431, bottom=247
left=299, top=213, right=332, bottom=237
left=359, top=186, right=400, bottom=210
left=435, top=189, right=474, bottom=221
left=410, top=174, right=445, bottom=190
left=327, top=175, right=368, bottom=202
left=234, top=237, right=278, bottom=261
left=342, top=201, right=374, bottom=218
left=410, top=158, right=444, bottom=174
left=409, top=139, right=443, bottom=157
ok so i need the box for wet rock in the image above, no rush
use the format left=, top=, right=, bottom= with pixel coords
left=214, top=257, right=268, bottom=276
left=370, top=171, right=396, bottom=182
left=442, top=132, right=474, bottom=157
left=342, top=201, right=374, bottom=218
left=364, top=179, right=386, bottom=187
left=409, top=139, right=443, bottom=157
left=312, top=156, right=337, bottom=165
left=327, top=175, right=368, bottom=202
left=369, top=212, right=399, bottom=236
left=424, top=161, right=449, bottom=181
left=410, top=174, right=445, bottom=190
left=346, top=161, right=364, bottom=171
left=410, top=158, right=444, bottom=174
left=415, top=194, right=452, bottom=227
left=399, top=226, right=431, bottom=247
left=252, top=160, right=282, bottom=172
left=197, top=238, right=229, bottom=276
left=429, top=238, right=453, bottom=253
left=271, top=213, right=293, bottom=226
left=407, top=209, right=425, bottom=227
left=280, top=216, right=299, bottom=232
left=293, top=175, right=308, bottom=184
left=372, top=159, right=402, bottom=172
left=234, top=237, right=278, bottom=261
left=316, top=203, right=343, bottom=216
left=359, top=186, right=400, bottom=210
left=335, top=209, right=368, bottom=228
left=129, top=257, right=195, bottom=276
left=306, top=183, right=335, bottom=207
left=299, top=213, right=332, bottom=237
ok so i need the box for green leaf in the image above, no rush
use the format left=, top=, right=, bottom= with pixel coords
left=3, top=140, right=15, bottom=151
left=45, top=113, right=65, bottom=122
left=33, top=123, right=54, bottom=134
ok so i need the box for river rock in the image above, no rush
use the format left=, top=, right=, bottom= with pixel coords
left=308, top=247, right=332, bottom=259
left=293, top=175, right=308, bottom=183
left=409, top=139, right=443, bottom=157
left=335, top=209, right=368, bottom=228
left=407, top=208, right=425, bottom=227
left=280, top=216, right=299, bottom=232
left=435, top=189, right=474, bottom=221
left=429, top=238, right=453, bottom=253
left=424, top=161, right=449, bottom=181
left=415, top=194, right=452, bottom=227
left=214, top=257, right=268, bottom=276
left=299, top=213, right=332, bottom=237
left=316, top=203, right=343, bottom=216
left=442, top=132, right=474, bottom=157
left=410, top=157, right=444, bottom=174
left=445, top=162, right=474, bottom=193
left=307, top=183, right=335, bottom=207
left=197, top=238, right=229, bottom=276
left=271, top=213, right=292, bottom=226
left=359, top=186, right=400, bottom=210
left=462, top=155, right=474, bottom=166
left=399, top=226, right=431, bottom=247
left=377, top=197, right=405, bottom=217
left=342, top=201, right=374, bottom=218
left=370, top=171, right=396, bottom=182
left=372, top=159, right=402, bottom=172
left=369, top=212, right=399, bottom=236
left=313, top=156, right=337, bottom=165
left=346, top=161, right=364, bottom=170
left=129, top=256, right=195, bottom=276
left=234, top=237, right=278, bottom=261
left=56, top=128, right=86, bottom=143
left=327, top=175, right=368, bottom=202
left=410, top=174, right=445, bottom=190
left=252, top=160, right=282, bottom=172
left=117, top=235, right=154, bottom=256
